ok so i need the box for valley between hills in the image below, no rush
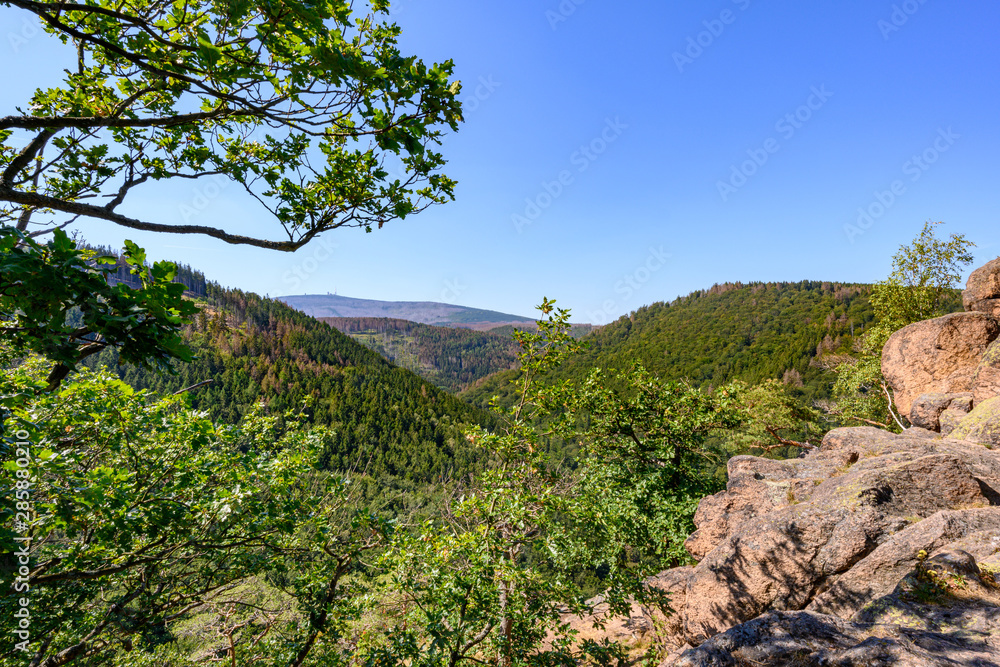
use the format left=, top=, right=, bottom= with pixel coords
left=8, top=226, right=1000, bottom=667
left=276, top=281, right=888, bottom=401
left=4, top=3, right=996, bottom=664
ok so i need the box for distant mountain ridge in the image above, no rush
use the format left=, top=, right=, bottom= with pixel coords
left=278, top=294, right=534, bottom=329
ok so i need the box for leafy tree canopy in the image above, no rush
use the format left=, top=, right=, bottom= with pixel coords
left=0, top=358, right=383, bottom=666
left=870, top=220, right=976, bottom=329
left=1, top=0, right=462, bottom=250
left=370, top=302, right=823, bottom=667
left=725, top=379, right=825, bottom=455
left=371, top=302, right=658, bottom=667
left=833, top=221, right=975, bottom=429
left=0, top=227, right=196, bottom=390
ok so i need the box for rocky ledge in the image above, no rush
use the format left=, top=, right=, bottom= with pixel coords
left=589, top=257, right=1000, bottom=665
left=664, top=425, right=1000, bottom=666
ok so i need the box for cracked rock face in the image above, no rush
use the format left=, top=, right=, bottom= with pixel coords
left=566, top=425, right=1000, bottom=662
left=672, top=603, right=1000, bottom=667
left=908, top=391, right=973, bottom=431
left=881, top=312, right=1000, bottom=418
left=807, top=508, right=1000, bottom=619
left=649, top=427, right=1000, bottom=647
left=646, top=424, right=1000, bottom=664
left=975, top=339, right=1000, bottom=405
left=673, top=542, right=1000, bottom=665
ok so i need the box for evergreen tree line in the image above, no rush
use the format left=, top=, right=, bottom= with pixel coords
left=80, top=242, right=209, bottom=296
left=87, top=283, right=493, bottom=486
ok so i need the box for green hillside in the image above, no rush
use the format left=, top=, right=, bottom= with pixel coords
left=89, top=284, right=491, bottom=484
left=321, top=317, right=521, bottom=392
left=463, top=281, right=883, bottom=407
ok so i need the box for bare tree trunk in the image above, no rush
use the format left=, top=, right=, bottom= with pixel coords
left=498, top=579, right=512, bottom=667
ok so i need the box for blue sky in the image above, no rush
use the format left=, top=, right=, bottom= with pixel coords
left=3, top=0, right=999, bottom=323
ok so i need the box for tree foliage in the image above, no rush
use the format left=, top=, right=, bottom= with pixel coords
left=463, top=280, right=877, bottom=411
left=322, top=317, right=521, bottom=393
left=370, top=301, right=777, bottom=667
left=569, top=365, right=739, bottom=566
left=86, top=283, right=493, bottom=488
left=870, top=221, right=977, bottom=328
left=1, top=0, right=461, bottom=249
left=372, top=301, right=634, bottom=667
left=725, top=379, right=825, bottom=455
left=0, top=359, right=383, bottom=666
left=832, top=221, right=975, bottom=429
left=0, top=228, right=196, bottom=390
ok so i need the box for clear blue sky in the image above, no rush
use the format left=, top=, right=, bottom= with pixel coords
left=3, top=0, right=999, bottom=323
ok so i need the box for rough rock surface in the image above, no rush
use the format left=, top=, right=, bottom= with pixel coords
left=682, top=456, right=795, bottom=561
left=672, top=604, right=1000, bottom=666
left=882, top=312, right=1000, bottom=417
left=641, top=422, right=1000, bottom=663
left=964, top=256, right=1000, bottom=317
left=951, top=393, right=975, bottom=413
left=808, top=508, right=1000, bottom=618
left=672, top=544, right=1000, bottom=666
left=908, top=391, right=972, bottom=431
left=976, top=339, right=1000, bottom=405
left=972, top=299, right=1000, bottom=319
left=634, top=427, right=1000, bottom=649
left=940, top=407, right=969, bottom=437
left=950, top=396, right=1000, bottom=448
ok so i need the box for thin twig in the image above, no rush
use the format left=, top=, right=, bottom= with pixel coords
left=171, top=379, right=213, bottom=395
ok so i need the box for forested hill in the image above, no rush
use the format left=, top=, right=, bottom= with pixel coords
left=463, top=281, right=883, bottom=407
left=92, top=284, right=491, bottom=483
left=321, top=317, right=520, bottom=392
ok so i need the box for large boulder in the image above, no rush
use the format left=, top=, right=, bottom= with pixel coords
left=672, top=605, right=1000, bottom=666
left=672, top=540, right=1000, bottom=666
left=949, top=396, right=1000, bottom=448
left=882, top=312, right=1000, bottom=417
left=683, top=456, right=795, bottom=561
left=569, top=424, right=1000, bottom=662
left=964, top=256, right=1000, bottom=317
left=808, top=508, right=1000, bottom=618
left=644, top=427, right=1000, bottom=646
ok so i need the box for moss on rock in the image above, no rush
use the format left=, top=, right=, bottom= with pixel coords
left=950, top=396, right=1000, bottom=447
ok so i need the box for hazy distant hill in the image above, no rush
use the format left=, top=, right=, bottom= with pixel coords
left=279, top=294, right=534, bottom=329
left=322, top=317, right=599, bottom=392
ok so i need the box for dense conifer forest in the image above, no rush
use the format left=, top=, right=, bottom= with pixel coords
left=87, top=284, right=491, bottom=484
left=85, top=243, right=209, bottom=296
